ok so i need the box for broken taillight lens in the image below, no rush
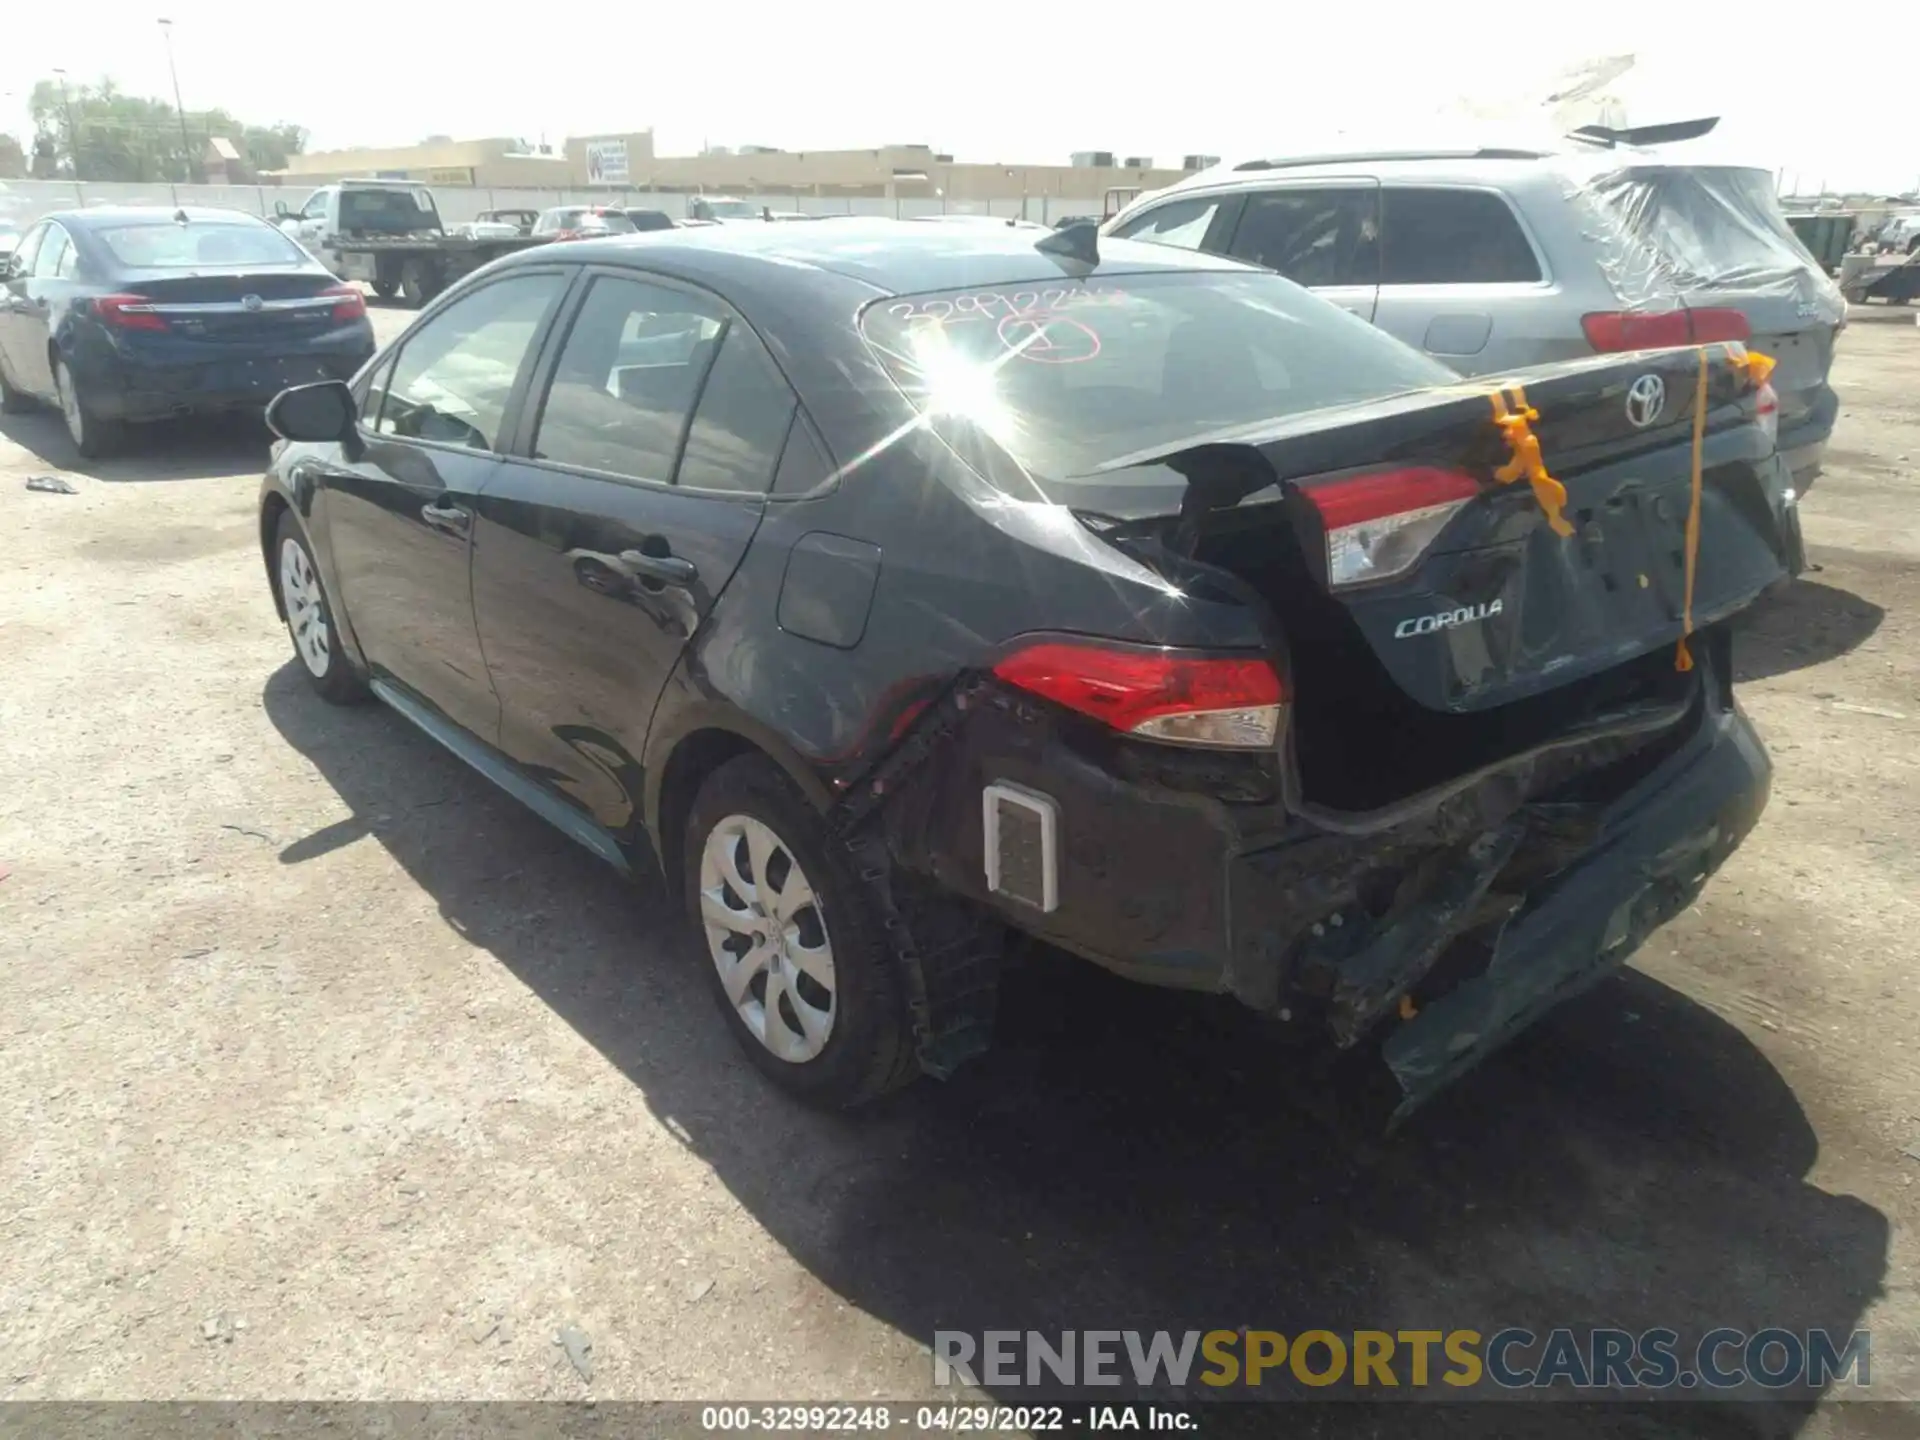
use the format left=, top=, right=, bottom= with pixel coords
left=1301, top=465, right=1482, bottom=588
left=993, top=641, right=1286, bottom=749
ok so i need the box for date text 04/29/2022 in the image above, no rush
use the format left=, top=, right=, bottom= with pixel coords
left=700, top=1405, right=1192, bottom=1432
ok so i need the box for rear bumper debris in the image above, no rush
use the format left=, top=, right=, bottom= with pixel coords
left=882, top=631, right=1768, bottom=1112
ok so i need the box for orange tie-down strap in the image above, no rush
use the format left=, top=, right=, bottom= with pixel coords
left=1676, top=346, right=1775, bottom=672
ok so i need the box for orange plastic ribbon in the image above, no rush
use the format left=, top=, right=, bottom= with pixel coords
left=1488, top=387, right=1574, bottom=537
left=1736, top=348, right=1776, bottom=389
left=1674, top=349, right=1711, bottom=673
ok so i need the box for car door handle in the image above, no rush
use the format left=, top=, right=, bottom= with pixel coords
left=421, top=501, right=470, bottom=534
left=618, top=548, right=697, bottom=586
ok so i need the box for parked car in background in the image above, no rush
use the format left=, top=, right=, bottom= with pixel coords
left=257, top=220, right=1792, bottom=1121
left=622, top=208, right=678, bottom=233
left=687, top=196, right=761, bottom=223
left=457, top=208, right=540, bottom=239
left=532, top=206, right=638, bottom=240
left=0, top=206, right=374, bottom=458
left=1104, top=139, right=1846, bottom=493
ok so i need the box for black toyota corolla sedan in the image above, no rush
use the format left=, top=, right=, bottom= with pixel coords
left=0, top=206, right=375, bottom=458
left=258, top=220, right=1796, bottom=1118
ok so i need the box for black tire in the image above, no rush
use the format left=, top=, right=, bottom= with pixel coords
left=54, top=357, right=123, bottom=459
left=0, top=351, right=32, bottom=413
left=272, top=511, right=369, bottom=705
left=399, top=260, right=438, bottom=308
left=683, top=754, right=918, bottom=1107
left=371, top=279, right=398, bottom=300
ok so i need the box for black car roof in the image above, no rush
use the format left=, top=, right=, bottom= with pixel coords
left=517, top=218, right=1257, bottom=298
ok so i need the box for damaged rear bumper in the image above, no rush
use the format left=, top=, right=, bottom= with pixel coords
left=883, top=637, right=1770, bottom=1114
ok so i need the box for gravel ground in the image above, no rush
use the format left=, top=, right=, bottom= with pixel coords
left=1, top=302, right=1917, bottom=1428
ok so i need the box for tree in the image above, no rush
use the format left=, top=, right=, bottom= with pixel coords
left=28, top=76, right=308, bottom=183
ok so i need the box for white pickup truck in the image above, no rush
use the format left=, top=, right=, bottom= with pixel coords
left=274, top=179, right=549, bottom=307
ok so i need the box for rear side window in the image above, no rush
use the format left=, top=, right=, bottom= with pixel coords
left=860, top=271, right=1451, bottom=479
left=675, top=326, right=797, bottom=493
left=1110, top=196, right=1224, bottom=250
left=1379, top=188, right=1542, bottom=284
left=32, top=226, right=69, bottom=279
left=532, top=274, right=725, bottom=482
left=1226, top=188, right=1380, bottom=287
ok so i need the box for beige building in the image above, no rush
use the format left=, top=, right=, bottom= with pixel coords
left=277, top=131, right=1195, bottom=203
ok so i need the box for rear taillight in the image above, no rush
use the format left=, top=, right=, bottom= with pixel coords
left=1301, top=465, right=1481, bottom=588
left=92, top=294, right=167, bottom=331
left=1755, top=380, right=1779, bottom=448
left=323, top=283, right=366, bottom=322
left=993, top=641, right=1285, bottom=749
left=1581, top=307, right=1751, bottom=352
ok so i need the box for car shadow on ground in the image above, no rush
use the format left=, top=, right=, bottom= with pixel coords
left=0, top=407, right=272, bottom=482
left=263, top=663, right=1889, bottom=1435
left=1731, top=577, right=1885, bottom=683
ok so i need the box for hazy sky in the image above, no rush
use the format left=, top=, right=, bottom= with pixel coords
left=2, top=3, right=1907, bottom=193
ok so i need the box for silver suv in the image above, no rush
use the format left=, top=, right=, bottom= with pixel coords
left=1103, top=145, right=1845, bottom=490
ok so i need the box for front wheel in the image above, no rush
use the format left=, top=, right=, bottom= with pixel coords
left=55, top=358, right=123, bottom=459
left=274, top=511, right=368, bottom=704
left=684, top=755, right=918, bottom=1107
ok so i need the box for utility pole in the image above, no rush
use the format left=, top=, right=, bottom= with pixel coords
left=158, top=18, right=195, bottom=181
left=52, top=68, right=79, bottom=181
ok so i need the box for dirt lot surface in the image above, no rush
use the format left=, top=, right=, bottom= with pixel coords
left=2, top=303, right=1918, bottom=1430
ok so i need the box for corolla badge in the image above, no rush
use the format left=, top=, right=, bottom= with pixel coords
left=1624, top=373, right=1666, bottom=429
left=1393, top=598, right=1503, bottom=640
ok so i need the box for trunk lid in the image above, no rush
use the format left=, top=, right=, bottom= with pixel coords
left=109, top=267, right=352, bottom=343
left=1097, top=346, right=1790, bottom=720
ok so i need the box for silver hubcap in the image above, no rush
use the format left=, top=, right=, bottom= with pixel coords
left=699, top=814, right=836, bottom=1063
left=56, top=363, right=84, bottom=446
left=279, top=537, right=331, bottom=677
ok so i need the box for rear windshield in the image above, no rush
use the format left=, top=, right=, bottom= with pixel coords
left=588, top=211, right=637, bottom=232
left=340, top=187, right=437, bottom=232
left=859, top=270, right=1452, bottom=477
left=95, top=221, right=310, bottom=269
left=1588, top=166, right=1817, bottom=292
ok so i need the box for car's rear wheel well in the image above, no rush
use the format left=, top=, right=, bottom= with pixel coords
left=654, top=728, right=761, bottom=898
left=260, top=494, right=292, bottom=620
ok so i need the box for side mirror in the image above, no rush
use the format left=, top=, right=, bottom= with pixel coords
left=273, top=200, right=291, bottom=220
left=1, top=255, right=18, bottom=281
left=266, top=380, right=356, bottom=444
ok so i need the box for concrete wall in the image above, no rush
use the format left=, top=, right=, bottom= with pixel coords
left=0, top=178, right=1133, bottom=229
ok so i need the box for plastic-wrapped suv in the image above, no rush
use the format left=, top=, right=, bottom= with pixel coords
left=1104, top=140, right=1845, bottom=494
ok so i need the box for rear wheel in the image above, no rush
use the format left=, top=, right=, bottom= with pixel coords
left=684, top=755, right=918, bottom=1107
left=55, top=357, right=122, bottom=459
left=371, top=279, right=398, bottom=300
left=274, top=511, right=368, bottom=704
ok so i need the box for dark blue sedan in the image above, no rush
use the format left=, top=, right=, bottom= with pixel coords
left=0, top=206, right=376, bottom=458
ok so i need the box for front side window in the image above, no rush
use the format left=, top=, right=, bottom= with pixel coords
left=1227, top=188, right=1380, bottom=288
left=1379, top=188, right=1542, bottom=285
left=532, top=274, right=727, bottom=482
left=299, top=191, right=328, bottom=221
left=860, top=271, right=1450, bottom=481
left=374, top=273, right=564, bottom=450
left=1110, top=196, right=1224, bottom=251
